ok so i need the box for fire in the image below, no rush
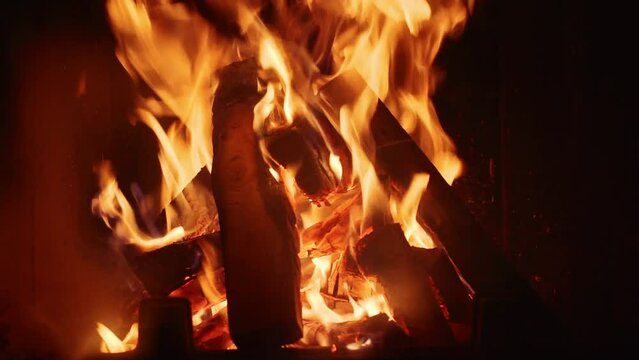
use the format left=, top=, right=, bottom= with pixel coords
left=97, top=323, right=138, bottom=353
left=91, top=161, right=186, bottom=251
left=95, top=0, right=471, bottom=352
left=390, top=173, right=435, bottom=248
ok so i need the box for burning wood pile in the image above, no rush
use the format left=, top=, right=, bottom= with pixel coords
left=92, top=0, right=487, bottom=353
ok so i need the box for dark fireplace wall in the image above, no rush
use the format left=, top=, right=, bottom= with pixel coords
left=436, top=0, right=638, bottom=346
left=1, top=0, right=637, bottom=357
left=0, top=2, right=142, bottom=358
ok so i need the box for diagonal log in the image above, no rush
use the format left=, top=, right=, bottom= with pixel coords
left=319, top=71, right=561, bottom=347
left=319, top=70, right=531, bottom=300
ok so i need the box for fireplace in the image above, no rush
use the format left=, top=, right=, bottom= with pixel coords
left=2, top=0, right=637, bottom=359
left=84, top=0, right=520, bottom=352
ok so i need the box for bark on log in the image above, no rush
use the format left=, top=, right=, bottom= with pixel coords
left=264, top=120, right=337, bottom=204
left=211, top=59, right=302, bottom=348
left=123, top=232, right=222, bottom=296
left=319, top=70, right=531, bottom=300
left=355, top=223, right=454, bottom=345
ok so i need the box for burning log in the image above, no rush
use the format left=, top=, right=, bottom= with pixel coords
left=410, top=246, right=442, bottom=272
left=300, top=193, right=359, bottom=257
left=122, top=232, right=221, bottom=296
left=123, top=242, right=202, bottom=297
left=355, top=223, right=454, bottom=346
left=264, top=119, right=337, bottom=203
left=301, top=313, right=411, bottom=350
left=193, top=309, right=233, bottom=350
left=320, top=70, right=532, bottom=301
left=310, top=108, right=353, bottom=191
left=211, top=59, right=302, bottom=348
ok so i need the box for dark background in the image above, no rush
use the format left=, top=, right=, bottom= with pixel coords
left=1, top=0, right=637, bottom=358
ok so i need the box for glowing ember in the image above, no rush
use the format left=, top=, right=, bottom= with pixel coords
left=94, top=0, right=471, bottom=352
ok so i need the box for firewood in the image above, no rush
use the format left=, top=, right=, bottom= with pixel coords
left=299, top=193, right=359, bottom=257
left=410, top=247, right=442, bottom=273
left=264, top=120, right=337, bottom=204
left=170, top=279, right=210, bottom=317
left=137, top=298, right=194, bottom=356
left=123, top=241, right=203, bottom=297
left=122, top=232, right=221, bottom=296
left=309, top=108, right=353, bottom=191
left=211, top=59, right=302, bottom=348
left=320, top=70, right=531, bottom=300
left=193, top=309, right=233, bottom=350
left=408, top=246, right=473, bottom=327
left=427, top=250, right=474, bottom=324
left=355, top=223, right=454, bottom=345
left=301, top=313, right=411, bottom=349
left=331, top=313, right=412, bottom=350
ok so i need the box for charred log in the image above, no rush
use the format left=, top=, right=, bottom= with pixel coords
left=320, top=70, right=563, bottom=347
left=136, top=298, right=194, bottom=357
left=123, top=241, right=202, bottom=297
left=211, top=59, right=302, bottom=348
left=410, top=247, right=442, bottom=272
left=264, top=120, right=337, bottom=204
left=320, top=70, right=531, bottom=300
left=302, top=313, right=411, bottom=350
left=122, top=232, right=222, bottom=297
left=355, top=223, right=454, bottom=345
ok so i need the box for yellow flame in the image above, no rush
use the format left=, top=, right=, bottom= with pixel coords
left=97, top=322, right=138, bottom=353
left=329, top=153, right=343, bottom=183
left=302, top=256, right=392, bottom=330
left=390, top=173, right=435, bottom=248
left=326, top=0, right=467, bottom=183
left=98, top=0, right=472, bottom=349
left=302, top=256, right=351, bottom=325
left=257, top=36, right=297, bottom=124
left=193, top=300, right=228, bottom=326
left=91, top=161, right=185, bottom=251
left=98, top=0, right=237, bottom=247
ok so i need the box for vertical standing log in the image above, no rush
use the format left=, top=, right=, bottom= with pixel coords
left=211, top=59, right=302, bottom=348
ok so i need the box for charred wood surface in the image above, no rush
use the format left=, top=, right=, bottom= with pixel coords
left=320, top=71, right=562, bottom=347
left=319, top=71, right=531, bottom=300
left=123, top=241, right=203, bottom=297
left=355, top=223, right=454, bottom=345
left=264, top=120, right=337, bottom=203
left=122, top=232, right=222, bottom=297
left=211, top=59, right=302, bottom=348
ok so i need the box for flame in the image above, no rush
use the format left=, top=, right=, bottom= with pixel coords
left=390, top=173, right=435, bottom=248
left=303, top=256, right=352, bottom=326
left=96, top=0, right=472, bottom=350
left=97, top=299, right=228, bottom=353
left=97, top=322, right=138, bottom=353
left=329, top=153, right=343, bottom=183
left=94, top=0, right=237, bottom=249
left=324, top=0, right=468, bottom=183
left=193, top=300, right=228, bottom=326
left=91, top=161, right=186, bottom=251
left=301, top=255, right=392, bottom=343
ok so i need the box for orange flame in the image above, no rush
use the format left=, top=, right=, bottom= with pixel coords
left=96, top=0, right=472, bottom=350
left=97, top=322, right=138, bottom=353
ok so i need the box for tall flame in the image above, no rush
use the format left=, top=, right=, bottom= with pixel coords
left=95, top=0, right=472, bottom=351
